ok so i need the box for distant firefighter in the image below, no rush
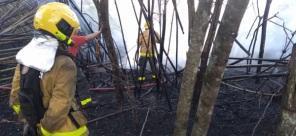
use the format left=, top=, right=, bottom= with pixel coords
left=137, top=21, right=160, bottom=82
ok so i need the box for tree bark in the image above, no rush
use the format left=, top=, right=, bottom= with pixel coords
left=93, top=0, right=125, bottom=109
left=173, top=0, right=212, bottom=136
left=187, top=0, right=194, bottom=47
left=277, top=44, right=296, bottom=135
left=188, top=0, right=223, bottom=135
left=192, top=0, right=249, bottom=135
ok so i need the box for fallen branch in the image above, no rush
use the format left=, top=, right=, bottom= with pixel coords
left=0, top=67, right=15, bottom=73
left=89, top=83, right=156, bottom=93
left=0, top=86, right=11, bottom=91
left=0, top=119, right=23, bottom=125
left=251, top=90, right=276, bottom=136
left=228, top=57, right=288, bottom=64
left=223, top=72, right=287, bottom=81
left=87, top=106, right=136, bottom=124
left=226, top=64, right=286, bottom=68
left=0, top=47, right=22, bottom=53
left=0, top=77, right=12, bottom=82
left=0, top=55, right=15, bottom=61
left=139, top=108, right=150, bottom=136
left=221, top=82, right=281, bottom=96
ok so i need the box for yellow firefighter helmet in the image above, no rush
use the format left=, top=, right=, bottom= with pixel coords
left=34, top=2, right=80, bottom=46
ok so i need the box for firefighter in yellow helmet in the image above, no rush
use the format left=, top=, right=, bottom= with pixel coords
left=137, top=21, right=160, bottom=82
left=9, top=2, right=88, bottom=136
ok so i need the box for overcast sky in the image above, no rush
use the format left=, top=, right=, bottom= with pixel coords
left=74, top=0, right=296, bottom=69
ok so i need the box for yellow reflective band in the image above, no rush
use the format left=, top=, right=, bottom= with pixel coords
left=67, top=39, right=72, bottom=45
left=55, top=31, right=67, bottom=41
left=41, top=125, right=87, bottom=136
left=80, top=98, right=92, bottom=106
left=152, top=75, right=157, bottom=79
left=139, top=52, right=154, bottom=57
left=138, top=77, right=146, bottom=81
left=12, top=104, right=20, bottom=114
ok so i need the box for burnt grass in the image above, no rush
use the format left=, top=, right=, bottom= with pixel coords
left=0, top=69, right=283, bottom=136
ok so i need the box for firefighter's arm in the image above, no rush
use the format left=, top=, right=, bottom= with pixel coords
left=85, top=31, right=101, bottom=41
left=86, top=25, right=103, bottom=41
left=41, top=58, right=77, bottom=132
left=9, top=64, right=21, bottom=114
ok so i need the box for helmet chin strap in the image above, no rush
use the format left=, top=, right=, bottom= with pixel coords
left=64, top=37, right=73, bottom=46
left=38, top=30, right=73, bottom=46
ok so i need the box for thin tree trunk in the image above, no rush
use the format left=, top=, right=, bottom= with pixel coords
left=188, top=0, right=223, bottom=135
left=256, top=0, right=272, bottom=79
left=93, top=0, right=125, bottom=109
left=192, top=0, right=250, bottom=135
left=277, top=44, right=296, bottom=135
left=174, top=0, right=212, bottom=135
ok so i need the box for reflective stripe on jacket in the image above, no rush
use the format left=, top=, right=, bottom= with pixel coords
left=40, top=125, right=88, bottom=136
left=139, top=52, right=155, bottom=57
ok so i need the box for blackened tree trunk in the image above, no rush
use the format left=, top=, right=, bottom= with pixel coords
left=93, top=0, right=125, bottom=109
left=173, top=0, right=212, bottom=135
left=256, top=0, right=272, bottom=79
left=277, top=44, right=296, bottom=135
left=192, top=0, right=249, bottom=135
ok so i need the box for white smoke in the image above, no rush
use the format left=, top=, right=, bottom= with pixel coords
left=74, top=0, right=296, bottom=70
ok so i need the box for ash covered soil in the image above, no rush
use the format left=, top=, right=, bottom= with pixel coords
left=0, top=70, right=283, bottom=136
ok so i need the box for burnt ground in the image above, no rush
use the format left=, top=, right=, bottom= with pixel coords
left=0, top=69, right=283, bottom=136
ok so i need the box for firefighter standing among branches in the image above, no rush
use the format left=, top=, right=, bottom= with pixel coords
left=9, top=2, right=88, bottom=136
left=137, top=21, right=160, bottom=82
